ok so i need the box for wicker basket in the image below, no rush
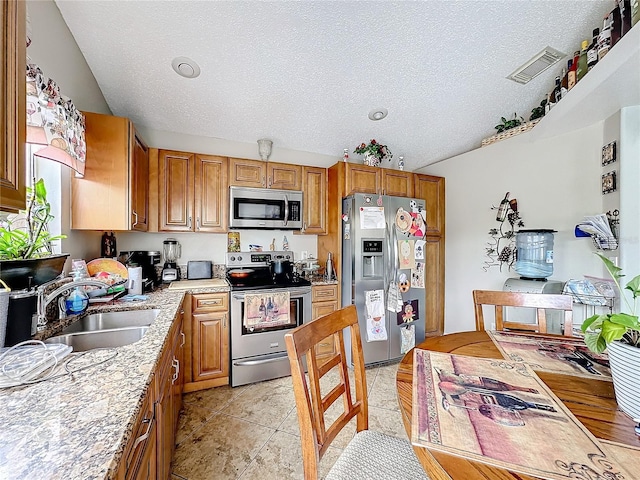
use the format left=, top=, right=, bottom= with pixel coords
left=481, top=119, right=541, bottom=147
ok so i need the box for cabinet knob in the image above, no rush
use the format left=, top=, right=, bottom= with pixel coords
left=188, top=216, right=192, bottom=228
left=196, top=217, right=201, bottom=230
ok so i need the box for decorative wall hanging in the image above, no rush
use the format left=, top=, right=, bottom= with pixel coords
left=26, top=63, right=86, bottom=176
left=483, top=192, right=525, bottom=272
left=602, top=141, right=617, bottom=166
left=602, top=171, right=617, bottom=195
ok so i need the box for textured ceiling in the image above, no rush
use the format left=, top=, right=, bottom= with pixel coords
left=54, top=0, right=613, bottom=171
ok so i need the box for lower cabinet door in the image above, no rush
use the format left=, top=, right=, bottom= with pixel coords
left=192, top=311, right=229, bottom=382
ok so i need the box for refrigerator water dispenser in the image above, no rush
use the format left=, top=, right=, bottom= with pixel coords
left=362, top=240, right=383, bottom=278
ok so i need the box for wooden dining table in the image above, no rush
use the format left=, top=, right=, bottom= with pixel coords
left=395, top=331, right=640, bottom=480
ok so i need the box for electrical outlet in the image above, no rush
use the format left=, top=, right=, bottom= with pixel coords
left=301, top=251, right=309, bottom=260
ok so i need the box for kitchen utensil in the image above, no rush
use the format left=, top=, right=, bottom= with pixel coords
left=187, top=261, right=213, bottom=280
left=228, top=269, right=254, bottom=279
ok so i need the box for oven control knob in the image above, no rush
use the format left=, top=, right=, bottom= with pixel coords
left=237, top=255, right=243, bottom=262
left=229, top=256, right=236, bottom=262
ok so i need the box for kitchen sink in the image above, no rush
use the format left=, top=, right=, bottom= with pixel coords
left=44, top=326, right=149, bottom=352
left=60, top=309, right=160, bottom=334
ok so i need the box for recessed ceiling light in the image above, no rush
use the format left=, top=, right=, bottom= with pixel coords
left=368, top=108, right=388, bottom=121
left=171, top=56, right=201, bottom=79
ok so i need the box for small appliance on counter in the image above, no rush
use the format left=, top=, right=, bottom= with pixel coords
left=119, top=250, right=161, bottom=291
left=162, top=238, right=181, bottom=283
left=187, top=261, right=213, bottom=280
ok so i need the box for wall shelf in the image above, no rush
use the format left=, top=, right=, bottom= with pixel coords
left=529, top=24, right=640, bottom=141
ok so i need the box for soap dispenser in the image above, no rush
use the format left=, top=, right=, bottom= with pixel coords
left=65, top=271, right=89, bottom=315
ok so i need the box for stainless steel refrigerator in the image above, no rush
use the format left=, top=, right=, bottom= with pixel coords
left=341, top=193, right=427, bottom=365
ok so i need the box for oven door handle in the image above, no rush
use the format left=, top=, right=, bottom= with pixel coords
left=232, top=287, right=310, bottom=300
left=233, top=354, right=288, bottom=366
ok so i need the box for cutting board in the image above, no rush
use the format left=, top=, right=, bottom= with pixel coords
left=167, top=278, right=229, bottom=290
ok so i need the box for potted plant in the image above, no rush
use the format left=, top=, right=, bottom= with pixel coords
left=581, top=253, right=640, bottom=428
left=354, top=139, right=392, bottom=167
left=0, top=178, right=68, bottom=290
left=494, top=113, right=525, bottom=134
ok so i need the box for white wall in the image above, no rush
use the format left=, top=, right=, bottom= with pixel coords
left=420, top=123, right=609, bottom=333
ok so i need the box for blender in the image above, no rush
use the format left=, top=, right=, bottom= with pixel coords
left=161, top=238, right=181, bottom=283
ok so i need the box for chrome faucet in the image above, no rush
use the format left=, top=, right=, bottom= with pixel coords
left=36, top=278, right=111, bottom=331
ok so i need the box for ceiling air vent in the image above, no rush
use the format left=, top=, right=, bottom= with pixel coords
left=507, top=47, right=566, bottom=84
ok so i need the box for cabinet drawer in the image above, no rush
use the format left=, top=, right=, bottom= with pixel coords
left=192, top=293, right=228, bottom=313
left=312, top=284, right=338, bottom=303
left=123, top=391, right=155, bottom=480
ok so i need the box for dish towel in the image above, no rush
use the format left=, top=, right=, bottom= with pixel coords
left=243, top=291, right=291, bottom=329
left=365, top=289, right=387, bottom=342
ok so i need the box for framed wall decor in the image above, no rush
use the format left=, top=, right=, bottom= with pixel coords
left=602, top=141, right=617, bottom=166
left=602, top=170, right=617, bottom=194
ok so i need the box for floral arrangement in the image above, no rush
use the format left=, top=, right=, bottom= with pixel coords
left=354, top=139, right=393, bottom=163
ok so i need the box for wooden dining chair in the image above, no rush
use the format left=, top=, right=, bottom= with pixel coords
left=284, top=305, right=429, bottom=480
left=473, top=289, right=574, bottom=336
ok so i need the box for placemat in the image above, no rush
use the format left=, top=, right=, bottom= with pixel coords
left=488, top=331, right=611, bottom=380
left=411, top=349, right=631, bottom=480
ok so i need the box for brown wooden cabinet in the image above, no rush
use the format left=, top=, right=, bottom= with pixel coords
left=118, top=381, right=156, bottom=480
left=158, top=150, right=228, bottom=232
left=335, top=162, right=413, bottom=197
left=0, top=0, right=26, bottom=213
left=156, top=312, right=183, bottom=480
left=229, top=157, right=302, bottom=190
left=71, top=112, right=149, bottom=231
left=382, top=169, right=414, bottom=197
left=424, top=237, right=445, bottom=336
left=183, top=292, right=230, bottom=391
left=311, top=284, right=339, bottom=361
left=301, top=166, right=327, bottom=234
left=414, top=173, right=445, bottom=236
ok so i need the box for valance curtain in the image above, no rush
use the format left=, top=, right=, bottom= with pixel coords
left=25, top=62, right=86, bottom=176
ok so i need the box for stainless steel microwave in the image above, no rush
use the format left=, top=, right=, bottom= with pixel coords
left=229, top=186, right=303, bottom=229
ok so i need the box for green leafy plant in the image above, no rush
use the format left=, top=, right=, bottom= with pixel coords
left=354, top=139, right=392, bottom=162
left=494, top=113, right=524, bottom=133
left=0, top=178, right=66, bottom=259
left=581, top=254, right=640, bottom=353
left=529, top=99, right=547, bottom=121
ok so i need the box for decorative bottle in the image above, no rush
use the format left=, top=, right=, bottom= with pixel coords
left=576, top=40, right=589, bottom=82
left=567, top=51, right=579, bottom=90
left=495, top=192, right=510, bottom=222
left=342, top=148, right=349, bottom=163
left=398, top=155, right=404, bottom=171
left=553, top=75, right=562, bottom=103
left=586, top=28, right=600, bottom=72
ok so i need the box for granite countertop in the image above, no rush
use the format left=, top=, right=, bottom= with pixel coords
left=0, top=280, right=229, bottom=480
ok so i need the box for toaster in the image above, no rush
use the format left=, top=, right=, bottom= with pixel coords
left=187, top=261, right=213, bottom=280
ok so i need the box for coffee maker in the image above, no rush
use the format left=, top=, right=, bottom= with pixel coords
left=119, top=251, right=161, bottom=290
left=162, top=238, right=181, bottom=283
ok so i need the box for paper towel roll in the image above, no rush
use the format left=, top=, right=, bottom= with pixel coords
left=127, top=267, right=143, bottom=295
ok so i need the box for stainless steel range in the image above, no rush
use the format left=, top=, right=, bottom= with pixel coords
left=227, top=251, right=311, bottom=387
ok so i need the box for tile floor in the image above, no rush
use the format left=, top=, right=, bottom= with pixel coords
left=170, top=362, right=408, bottom=480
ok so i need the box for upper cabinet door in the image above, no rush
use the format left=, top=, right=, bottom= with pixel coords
left=228, top=157, right=266, bottom=188
left=344, top=164, right=381, bottom=195
left=0, top=0, right=26, bottom=213
left=72, top=112, right=149, bottom=231
left=195, top=154, right=228, bottom=232
left=131, top=131, right=149, bottom=231
left=267, top=162, right=302, bottom=190
left=301, top=166, right=327, bottom=234
left=381, top=170, right=413, bottom=197
left=413, top=173, right=445, bottom=236
left=159, top=150, right=195, bottom=231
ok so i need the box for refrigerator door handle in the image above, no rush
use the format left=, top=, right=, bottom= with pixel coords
left=385, top=221, right=392, bottom=289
